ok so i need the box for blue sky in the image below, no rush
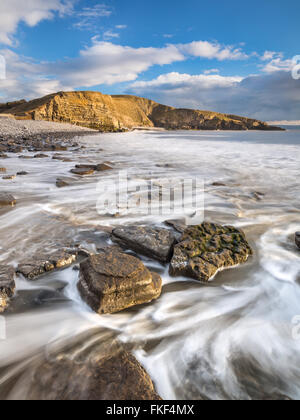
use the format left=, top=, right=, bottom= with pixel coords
left=0, top=0, right=300, bottom=120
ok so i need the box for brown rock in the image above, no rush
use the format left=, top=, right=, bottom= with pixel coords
left=0, top=193, right=16, bottom=206
left=0, top=167, right=6, bottom=173
left=2, top=174, right=16, bottom=180
left=34, top=153, right=49, bottom=158
left=170, top=222, right=253, bottom=282
left=27, top=343, right=161, bottom=400
left=78, top=249, right=162, bottom=314
left=71, top=167, right=94, bottom=176
left=0, top=265, right=16, bottom=312
left=17, top=250, right=77, bottom=280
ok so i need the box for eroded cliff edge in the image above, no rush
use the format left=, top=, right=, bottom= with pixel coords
left=0, top=91, right=284, bottom=132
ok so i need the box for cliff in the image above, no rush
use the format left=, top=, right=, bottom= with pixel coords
left=0, top=91, right=283, bottom=131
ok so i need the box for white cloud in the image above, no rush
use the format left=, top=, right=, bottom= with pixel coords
left=262, top=57, right=294, bottom=73
left=103, top=30, right=120, bottom=40
left=261, top=51, right=279, bottom=61
left=73, top=4, right=112, bottom=31
left=115, top=25, right=127, bottom=30
left=0, top=0, right=73, bottom=45
left=131, top=72, right=243, bottom=91
left=204, top=69, right=220, bottom=75
left=128, top=70, right=300, bottom=120
left=179, top=41, right=248, bottom=61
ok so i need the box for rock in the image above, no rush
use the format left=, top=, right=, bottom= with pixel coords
left=296, top=232, right=300, bottom=250
left=0, top=167, right=6, bottom=173
left=78, top=249, right=162, bottom=314
left=34, top=153, right=49, bottom=158
left=56, top=178, right=70, bottom=188
left=70, top=167, right=94, bottom=176
left=0, top=193, right=16, bottom=206
left=169, top=222, right=253, bottom=282
left=0, top=265, right=16, bottom=312
left=164, top=219, right=187, bottom=234
left=2, top=174, right=16, bottom=180
left=27, top=344, right=161, bottom=400
left=17, top=171, right=28, bottom=176
left=112, top=225, right=176, bottom=263
left=0, top=153, right=8, bottom=159
left=96, top=163, right=113, bottom=171
left=18, top=155, right=32, bottom=159
left=17, top=250, right=77, bottom=280
left=212, top=182, right=227, bottom=187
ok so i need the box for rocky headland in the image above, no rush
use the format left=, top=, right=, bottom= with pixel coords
left=0, top=91, right=283, bottom=132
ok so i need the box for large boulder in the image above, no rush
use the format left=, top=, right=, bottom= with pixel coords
left=296, top=232, right=300, bottom=250
left=78, top=249, right=162, bottom=314
left=27, top=344, right=161, bottom=400
left=170, top=222, right=252, bottom=282
left=112, top=225, right=177, bottom=263
left=0, top=265, right=16, bottom=312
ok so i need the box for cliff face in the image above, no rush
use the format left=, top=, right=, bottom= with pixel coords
left=0, top=91, right=283, bottom=131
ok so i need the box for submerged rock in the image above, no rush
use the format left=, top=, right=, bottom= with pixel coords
left=0, top=193, right=16, bottom=206
left=170, top=222, right=252, bottom=282
left=17, top=250, right=78, bottom=280
left=78, top=249, right=162, bottom=314
left=0, top=265, right=16, bottom=312
left=27, top=344, right=161, bottom=400
left=112, top=225, right=177, bottom=263
left=56, top=178, right=70, bottom=188
left=296, top=232, right=300, bottom=250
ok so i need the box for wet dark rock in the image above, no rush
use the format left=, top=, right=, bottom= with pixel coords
left=295, top=232, right=300, bottom=250
left=165, top=219, right=187, bottom=234
left=112, top=225, right=177, bottom=263
left=0, top=153, right=8, bottom=159
left=0, top=193, right=16, bottom=206
left=71, top=167, right=94, bottom=176
left=17, top=250, right=78, bottom=280
left=56, top=178, right=70, bottom=188
left=170, top=222, right=253, bottom=282
left=2, top=174, right=16, bottom=180
left=0, top=265, right=16, bottom=312
left=251, top=191, right=265, bottom=201
left=212, top=182, right=227, bottom=187
left=96, top=162, right=113, bottom=171
left=27, top=343, right=161, bottom=400
left=17, top=171, right=28, bottom=176
left=34, top=153, right=49, bottom=158
left=78, top=249, right=162, bottom=314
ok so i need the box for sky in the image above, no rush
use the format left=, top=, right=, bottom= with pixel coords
left=0, top=0, right=300, bottom=121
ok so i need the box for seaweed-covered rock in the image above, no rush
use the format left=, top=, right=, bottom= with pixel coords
left=112, top=225, right=176, bottom=263
left=78, top=249, right=162, bottom=314
left=170, top=222, right=252, bottom=282
left=27, top=344, right=161, bottom=400
left=0, top=265, right=16, bottom=312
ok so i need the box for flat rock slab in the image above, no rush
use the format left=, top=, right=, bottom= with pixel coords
left=112, top=225, right=177, bottom=263
left=0, top=193, right=16, bottom=206
left=27, top=345, right=161, bottom=400
left=78, top=249, right=162, bottom=314
left=70, top=167, right=94, bottom=176
left=0, top=265, right=16, bottom=312
left=170, top=222, right=253, bottom=282
left=17, top=250, right=78, bottom=280
left=296, top=232, right=300, bottom=250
